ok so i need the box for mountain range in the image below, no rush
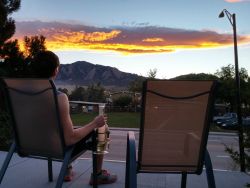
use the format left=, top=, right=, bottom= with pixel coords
left=55, top=61, right=142, bottom=89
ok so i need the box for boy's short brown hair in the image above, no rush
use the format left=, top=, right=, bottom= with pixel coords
left=32, top=51, right=60, bottom=78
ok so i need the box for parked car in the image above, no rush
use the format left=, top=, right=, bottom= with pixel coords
left=220, top=118, right=238, bottom=129
left=214, top=113, right=237, bottom=126
left=219, top=116, right=250, bottom=130
left=243, top=116, right=250, bottom=127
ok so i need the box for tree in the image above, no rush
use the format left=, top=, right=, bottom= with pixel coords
left=0, top=0, right=21, bottom=150
left=0, top=0, right=21, bottom=46
left=215, top=64, right=249, bottom=112
left=113, top=95, right=132, bottom=109
left=0, top=39, right=24, bottom=76
left=0, top=35, right=47, bottom=77
left=147, top=68, right=157, bottom=79
left=23, top=35, right=46, bottom=60
left=22, top=35, right=47, bottom=76
left=246, top=78, right=250, bottom=114
left=86, top=83, right=105, bottom=102
left=128, top=76, right=145, bottom=93
left=173, top=73, right=218, bottom=80
left=0, top=0, right=22, bottom=77
left=128, top=69, right=156, bottom=93
left=0, top=2, right=47, bottom=77
left=69, top=86, right=86, bottom=101
left=215, top=65, right=250, bottom=179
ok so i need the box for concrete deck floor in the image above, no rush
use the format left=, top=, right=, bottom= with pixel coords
left=0, top=151, right=249, bottom=188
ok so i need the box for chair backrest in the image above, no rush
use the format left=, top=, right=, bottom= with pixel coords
left=138, top=80, right=217, bottom=174
left=1, top=78, right=65, bottom=158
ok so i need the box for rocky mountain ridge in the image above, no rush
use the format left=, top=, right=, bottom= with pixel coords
left=55, top=61, right=142, bottom=88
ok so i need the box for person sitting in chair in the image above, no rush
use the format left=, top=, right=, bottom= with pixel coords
left=31, top=50, right=117, bottom=185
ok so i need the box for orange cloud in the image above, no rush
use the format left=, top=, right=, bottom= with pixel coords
left=50, top=29, right=121, bottom=42
left=14, top=21, right=250, bottom=55
left=142, top=38, right=165, bottom=42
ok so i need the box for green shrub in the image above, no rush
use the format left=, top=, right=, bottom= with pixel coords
left=225, top=128, right=250, bottom=187
left=0, top=111, right=12, bottom=151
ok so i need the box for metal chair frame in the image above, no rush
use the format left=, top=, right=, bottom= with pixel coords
left=0, top=78, right=99, bottom=188
left=125, top=79, right=217, bottom=188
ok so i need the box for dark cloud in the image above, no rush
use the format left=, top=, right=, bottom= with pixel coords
left=14, top=21, right=250, bottom=54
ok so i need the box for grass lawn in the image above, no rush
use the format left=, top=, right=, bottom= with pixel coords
left=71, top=112, right=237, bottom=132
left=71, top=112, right=140, bottom=128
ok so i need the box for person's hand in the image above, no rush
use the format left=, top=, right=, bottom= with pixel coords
left=93, top=115, right=107, bottom=128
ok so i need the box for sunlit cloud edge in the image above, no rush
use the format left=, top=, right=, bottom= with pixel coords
left=13, top=20, right=250, bottom=55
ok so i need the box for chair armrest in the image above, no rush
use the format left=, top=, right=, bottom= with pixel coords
left=125, top=131, right=137, bottom=188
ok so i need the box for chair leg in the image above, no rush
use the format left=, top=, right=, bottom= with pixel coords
left=92, top=130, right=98, bottom=188
left=55, top=149, right=73, bottom=188
left=0, top=142, right=16, bottom=184
left=125, top=131, right=137, bottom=188
left=205, top=150, right=216, bottom=188
left=181, top=172, right=187, bottom=188
left=92, top=150, right=98, bottom=188
left=48, top=158, right=53, bottom=182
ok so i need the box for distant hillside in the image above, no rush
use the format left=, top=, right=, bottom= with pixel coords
left=55, top=61, right=143, bottom=88
left=172, top=73, right=218, bottom=80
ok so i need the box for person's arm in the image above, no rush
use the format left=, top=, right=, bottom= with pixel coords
left=57, top=93, right=106, bottom=146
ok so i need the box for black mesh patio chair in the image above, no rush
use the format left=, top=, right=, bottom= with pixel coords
left=0, top=78, right=99, bottom=188
left=126, top=79, right=217, bottom=188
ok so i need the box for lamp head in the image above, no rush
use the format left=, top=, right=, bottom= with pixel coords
left=219, top=11, right=225, bottom=18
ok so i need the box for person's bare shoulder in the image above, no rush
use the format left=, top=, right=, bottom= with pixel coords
left=57, top=93, right=69, bottom=108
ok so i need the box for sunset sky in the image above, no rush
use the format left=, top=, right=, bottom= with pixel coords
left=11, top=0, right=250, bottom=78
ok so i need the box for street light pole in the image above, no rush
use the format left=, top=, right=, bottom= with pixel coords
left=219, top=9, right=245, bottom=172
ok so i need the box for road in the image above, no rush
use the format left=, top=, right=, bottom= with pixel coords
left=207, top=132, right=239, bottom=171
left=82, top=129, right=239, bottom=171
